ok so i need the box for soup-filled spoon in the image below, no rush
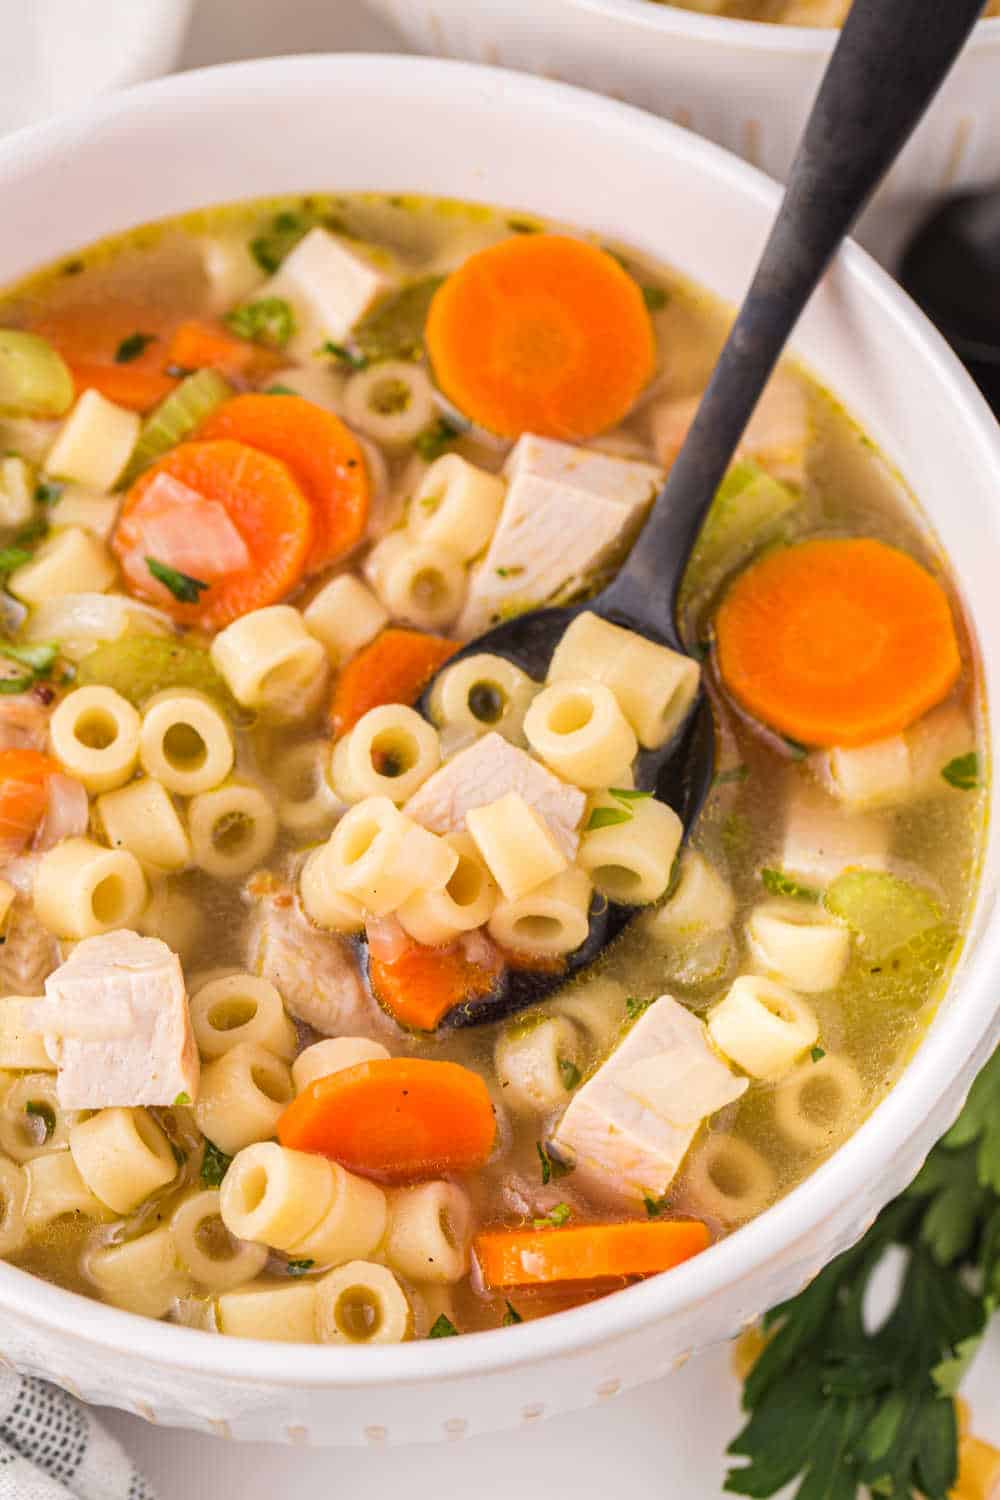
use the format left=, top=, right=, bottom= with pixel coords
left=424, top=0, right=989, bottom=1025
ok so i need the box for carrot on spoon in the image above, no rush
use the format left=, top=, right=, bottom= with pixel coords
left=329, top=628, right=459, bottom=737
left=474, top=1219, right=711, bottom=1289
left=0, top=749, right=60, bottom=859
left=715, top=536, right=962, bottom=748
left=425, top=233, right=656, bottom=441
left=277, top=1058, right=497, bottom=1183
left=370, top=938, right=500, bottom=1031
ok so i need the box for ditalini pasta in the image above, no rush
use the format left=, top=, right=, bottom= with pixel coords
left=0, top=189, right=982, bottom=1343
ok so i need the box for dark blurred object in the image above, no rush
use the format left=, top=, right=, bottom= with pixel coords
left=899, top=188, right=1000, bottom=416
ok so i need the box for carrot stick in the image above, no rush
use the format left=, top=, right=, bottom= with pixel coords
left=0, top=749, right=60, bottom=857
left=197, top=394, right=370, bottom=573
left=329, top=628, right=459, bottom=737
left=474, top=1219, right=711, bottom=1289
left=278, top=1058, right=497, bottom=1183
left=370, top=941, right=499, bottom=1031
left=715, top=537, right=962, bottom=748
left=112, top=439, right=313, bottom=630
left=425, top=234, right=656, bottom=441
left=167, top=320, right=259, bottom=378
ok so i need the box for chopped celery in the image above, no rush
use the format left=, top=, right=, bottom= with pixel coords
left=76, top=633, right=232, bottom=708
left=354, top=276, right=444, bottom=363
left=824, top=869, right=943, bottom=960
left=0, top=331, right=74, bottom=419
left=839, top=921, right=957, bottom=1022
left=120, top=369, right=231, bottom=487
left=684, top=459, right=798, bottom=593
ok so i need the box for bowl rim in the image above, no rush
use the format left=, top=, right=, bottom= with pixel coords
left=569, top=0, right=1000, bottom=53
left=0, top=50, right=998, bottom=1387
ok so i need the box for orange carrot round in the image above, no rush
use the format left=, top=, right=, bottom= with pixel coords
left=198, top=394, right=370, bottom=573
left=329, top=628, right=459, bottom=738
left=112, top=439, right=313, bottom=630
left=715, top=537, right=962, bottom=747
left=425, top=234, right=656, bottom=441
left=370, top=941, right=499, bottom=1031
left=278, top=1058, right=496, bottom=1183
left=474, top=1219, right=711, bottom=1289
left=0, top=748, right=60, bottom=857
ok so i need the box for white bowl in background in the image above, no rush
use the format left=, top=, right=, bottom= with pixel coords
left=0, top=54, right=998, bottom=1447
left=366, top=0, right=1000, bottom=265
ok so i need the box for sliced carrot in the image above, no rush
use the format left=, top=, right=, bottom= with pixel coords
left=112, top=439, right=313, bottom=630
left=370, top=941, right=500, bottom=1031
left=474, top=1219, right=711, bottom=1289
left=167, top=320, right=258, bottom=378
left=197, top=394, right=370, bottom=573
left=0, top=749, right=60, bottom=858
left=329, top=628, right=459, bottom=737
left=28, top=303, right=178, bottom=413
left=278, top=1058, right=497, bottom=1183
left=715, top=537, right=962, bottom=748
left=62, top=360, right=178, bottom=413
left=425, top=234, right=656, bottom=441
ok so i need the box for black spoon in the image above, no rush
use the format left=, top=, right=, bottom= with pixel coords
left=429, top=0, right=989, bottom=1026
left=899, top=184, right=1000, bottom=416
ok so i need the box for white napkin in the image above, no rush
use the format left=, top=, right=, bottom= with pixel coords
left=0, top=1369, right=155, bottom=1499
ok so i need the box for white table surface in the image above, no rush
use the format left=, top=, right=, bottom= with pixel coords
left=68, top=0, right=1000, bottom=1491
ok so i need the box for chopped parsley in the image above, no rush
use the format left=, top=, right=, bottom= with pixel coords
left=558, top=1057, right=581, bottom=1090
left=495, top=565, right=525, bottom=580
left=200, top=1140, right=233, bottom=1187
left=0, top=548, right=32, bottom=576
left=643, top=1194, right=669, bottom=1218
left=713, top=764, right=749, bottom=788
left=608, top=787, right=652, bottom=802
left=146, top=558, right=210, bottom=605
left=320, top=340, right=369, bottom=372
left=781, top=735, right=809, bottom=761
left=25, top=1101, right=55, bottom=1141
left=502, top=1300, right=523, bottom=1326
left=536, top=1141, right=573, bottom=1186
left=533, top=1203, right=572, bottom=1230
left=428, top=1313, right=460, bottom=1339
left=810, top=1046, right=826, bottom=1063
left=34, top=480, right=63, bottom=506
left=626, top=994, right=653, bottom=1021
left=265, top=383, right=298, bottom=396
left=0, top=642, right=57, bottom=678
left=941, top=752, right=978, bottom=791
left=250, top=210, right=311, bottom=273
left=114, top=332, right=157, bottom=364
left=414, top=418, right=459, bottom=463
left=285, top=1259, right=315, bottom=1277
left=642, top=285, right=669, bottom=311
left=761, top=867, right=820, bottom=903
left=507, top=218, right=542, bottom=235
left=225, top=296, right=295, bottom=348
left=173, top=1091, right=192, bottom=1107
left=586, top=805, right=632, bottom=831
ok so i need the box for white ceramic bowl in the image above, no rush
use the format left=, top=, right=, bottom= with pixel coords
left=367, top=0, right=1000, bottom=265
left=0, top=54, right=998, bottom=1447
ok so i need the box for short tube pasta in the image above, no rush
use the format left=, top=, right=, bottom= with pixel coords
left=96, top=776, right=191, bottom=873
left=428, top=653, right=538, bottom=745
left=86, top=1225, right=190, bottom=1318
left=488, top=867, right=593, bottom=958
left=0, top=1073, right=73, bottom=1163
left=331, top=704, right=441, bottom=805
left=24, top=1151, right=111, bottom=1231
left=494, top=1014, right=583, bottom=1114
left=772, top=1053, right=864, bottom=1151
left=707, top=975, right=819, bottom=1080
left=315, top=1260, right=411, bottom=1345
left=0, top=1159, right=28, bottom=1256
left=643, top=851, right=735, bottom=944
left=408, top=454, right=506, bottom=561
left=813, top=735, right=913, bottom=811
left=363, top=532, right=466, bottom=631
left=299, top=845, right=366, bottom=934
left=524, top=680, right=637, bottom=789
left=684, top=1134, right=778, bottom=1223
left=190, top=973, right=297, bottom=1062
left=467, top=792, right=568, bottom=902
left=171, top=1189, right=269, bottom=1292
left=384, top=1180, right=473, bottom=1284
left=746, top=899, right=851, bottom=993
left=49, top=684, right=141, bottom=793
left=397, top=831, right=498, bottom=946
left=188, top=781, right=278, bottom=879
left=219, top=1142, right=336, bottom=1249
left=303, top=575, right=388, bottom=664
left=33, top=837, right=147, bottom=940
left=216, top=1280, right=318, bottom=1342
left=285, top=1161, right=387, bottom=1266
left=0, top=998, right=56, bottom=1071
left=321, top=798, right=456, bottom=915
left=69, top=1107, right=177, bottom=1212
left=195, top=1043, right=294, bottom=1155
left=578, top=794, right=682, bottom=905
left=292, top=1037, right=390, bottom=1094
left=343, top=361, right=436, bottom=447
left=210, top=606, right=328, bottom=719
left=274, top=739, right=341, bottom=836
left=138, top=880, right=205, bottom=963
left=139, top=689, right=235, bottom=796
left=7, top=527, right=116, bottom=607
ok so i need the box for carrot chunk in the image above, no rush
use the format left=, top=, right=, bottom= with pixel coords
left=112, top=439, right=313, bottom=630
left=277, top=1058, right=497, bottom=1183
left=715, top=537, right=962, bottom=748
left=329, top=628, right=459, bottom=737
left=474, top=1219, right=711, bottom=1289
left=425, top=234, right=656, bottom=441
left=167, top=320, right=258, bottom=378
left=198, top=394, right=370, bottom=573
left=28, top=304, right=178, bottom=413
left=0, top=748, right=60, bottom=858
left=62, top=361, right=178, bottom=413
left=370, top=942, right=500, bottom=1031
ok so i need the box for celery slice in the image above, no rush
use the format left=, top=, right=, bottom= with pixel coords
left=354, top=276, right=444, bottom=364
left=75, top=633, right=231, bottom=709
left=120, top=368, right=232, bottom=487
left=0, top=331, right=74, bottom=419
left=824, top=869, right=943, bottom=960
left=684, top=459, right=799, bottom=593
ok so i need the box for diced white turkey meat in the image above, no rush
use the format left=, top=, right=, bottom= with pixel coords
left=0, top=895, right=59, bottom=996
left=258, top=227, right=399, bottom=361
left=28, top=930, right=199, bottom=1109
left=780, top=774, right=890, bottom=888
left=651, top=367, right=809, bottom=487
left=457, top=435, right=662, bottom=639
left=403, top=732, right=586, bottom=860
left=248, top=887, right=367, bottom=1035
left=550, top=995, right=746, bottom=1205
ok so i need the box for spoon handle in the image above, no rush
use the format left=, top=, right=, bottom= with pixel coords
left=602, top=0, right=987, bottom=645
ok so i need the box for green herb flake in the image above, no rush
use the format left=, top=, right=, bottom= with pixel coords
left=173, top=1091, right=192, bottom=1107
left=644, top=1195, right=668, bottom=1218
left=414, top=418, right=459, bottom=463
left=642, top=285, right=669, bottom=311
left=609, top=787, right=652, bottom=803
left=0, top=548, right=32, bottom=576
left=146, top=558, right=210, bottom=605
left=34, top=480, right=63, bottom=506
left=713, top=764, right=749, bottom=788
left=586, top=805, right=633, bottom=832
left=428, top=1313, right=460, bottom=1339
left=14, top=516, right=48, bottom=549
left=495, top=566, right=525, bottom=580
left=0, top=642, right=57, bottom=678
left=810, top=1045, right=826, bottom=1063
left=760, top=867, right=821, bottom=903
left=265, top=383, right=298, bottom=396
left=250, top=210, right=310, bottom=273
left=558, top=1058, right=582, bottom=1091
left=502, top=1300, right=523, bottom=1326
left=507, top=218, right=542, bottom=235
left=225, top=296, right=295, bottom=349
left=320, top=340, right=368, bottom=372
left=285, top=1259, right=315, bottom=1277
left=25, top=1101, right=55, bottom=1141
left=941, top=752, right=978, bottom=791
left=200, top=1140, right=233, bottom=1187
left=114, top=332, right=157, bottom=364
left=626, top=995, right=653, bottom=1021
left=536, top=1141, right=573, bottom=1185
left=782, top=735, right=809, bottom=761
left=533, top=1203, right=572, bottom=1230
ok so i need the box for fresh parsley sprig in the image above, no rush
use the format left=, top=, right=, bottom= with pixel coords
left=727, top=1048, right=1000, bottom=1500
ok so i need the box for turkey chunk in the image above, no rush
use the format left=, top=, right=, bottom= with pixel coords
left=248, top=886, right=367, bottom=1035
left=780, top=774, right=890, bottom=888
left=651, top=368, right=809, bottom=487
left=457, top=435, right=662, bottom=638
left=259, top=227, right=399, bottom=361
left=30, top=930, right=199, bottom=1110
left=403, top=732, right=585, bottom=860
left=550, top=995, right=746, bottom=1205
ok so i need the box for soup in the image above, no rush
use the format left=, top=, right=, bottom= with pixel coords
left=652, top=0, right=1000, bottom=24
left=0, top=194, right=983, bottom=1343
